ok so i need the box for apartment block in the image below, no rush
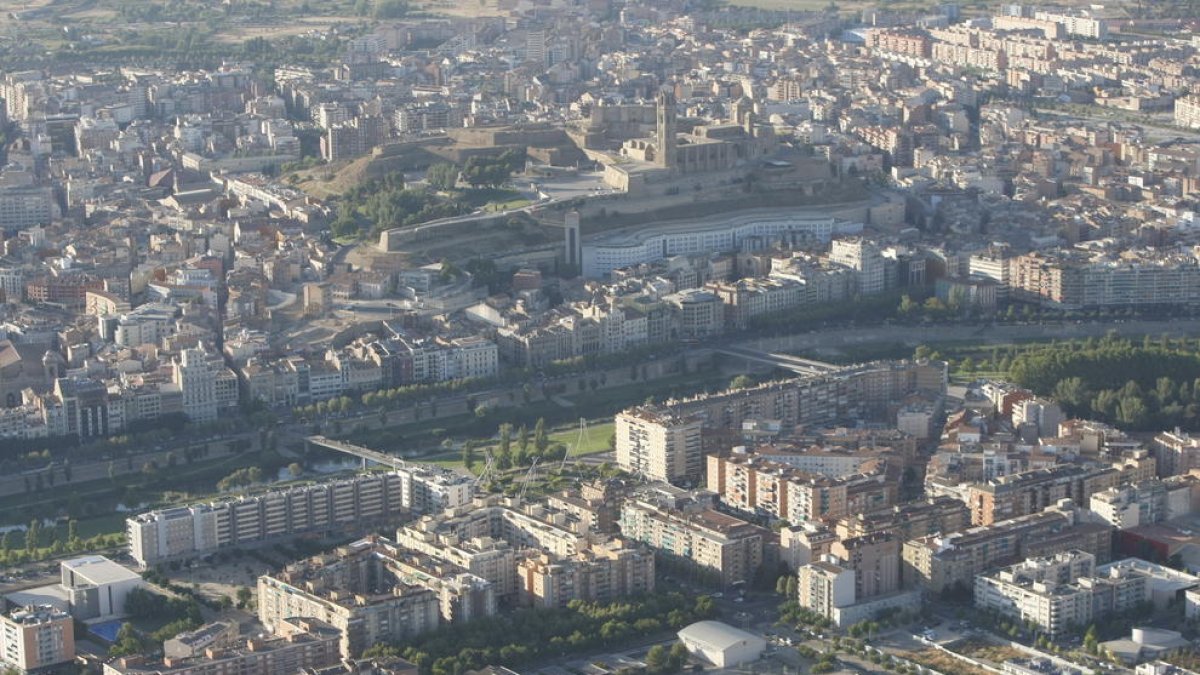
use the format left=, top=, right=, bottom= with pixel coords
left=975, top=550, right=1144, bottom=637
left=966, top=465, right=1119, bottom=525
left=258, top=543, right=440, bottom=658
left=128, top=467, right=471, bottom=566
left=834, top=496, right=970, bottom=541
left=517, top=540, right=655, bottom=608
left=1176, top=95, right=1200, bottom=130
left=615, top=409, right=704, bottom=483
left=902, top=501, right=1112, bottom=593
left=619, top=492, right=767, bottom=587
left=706, top=451, right=897, bottom=524
left=105, top=618, right=340, bottom=675
left=0, top=605, right=74, bottom=674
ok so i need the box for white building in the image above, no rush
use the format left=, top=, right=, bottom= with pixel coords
left=677, top=621, right=766, bottom=668
left=829, top=237, right=887, bottom=296
left=615, top=409, right=704, bottom=483
left=60, top=555, right=144, bottom=620
left=582, top=211, right=849, bottom=277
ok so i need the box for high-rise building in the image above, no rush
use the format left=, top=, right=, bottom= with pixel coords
left=829, top=238, right=888, bottom=296
left=615, top=409, right=704, bottom=483
left=0, top=605, right=74, bottom=674
left=797, top=561, right=855, bottom=618
left=172, top=347, right=237, bottom=424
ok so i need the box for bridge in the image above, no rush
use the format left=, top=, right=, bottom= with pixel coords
left=712, top=346, right=839, bottom=375
left=306, top=435, right=405, bottom=469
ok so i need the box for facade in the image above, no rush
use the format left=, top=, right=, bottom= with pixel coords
left=615, top=409, right=704, bottom=483
left=128, top=467, right=471, bottom=566
left=902, top=501, right=1113, bottom=593
left=581, top=212, right=842, bottom=278
left=975, top=550, right=1146, bottom=637
left=60, top=555, right=145, bottom=619
left=0, top=606, right=74, bottom=674
left=104, top=618, right=340, bottom=675
left=619, top=494, right=766, bottom=587
left=258, top=546, right=441, bottom=658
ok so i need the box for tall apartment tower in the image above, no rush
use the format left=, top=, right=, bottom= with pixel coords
left=615, top=408, right=702, bottom=483
left=564, top=210, right=582, bottom=273
left=173, top=348, right=218, bottom=423
left=655, top=90, right=677, bottom=169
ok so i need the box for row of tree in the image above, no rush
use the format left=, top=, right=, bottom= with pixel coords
left=1006, top=335, right=1200, bottom=431
left=364, top=592, right=716, bottom=675
left=477, top=418, right=558, bottom=471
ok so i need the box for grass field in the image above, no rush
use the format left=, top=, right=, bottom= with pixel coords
left=417, top=421, right=616, bottom=474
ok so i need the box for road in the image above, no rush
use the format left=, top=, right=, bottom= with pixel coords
left=730, top=318, right=1200, bottom=357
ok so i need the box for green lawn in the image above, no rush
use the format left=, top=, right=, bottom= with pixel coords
left=415, top=421, right=616, bottom=474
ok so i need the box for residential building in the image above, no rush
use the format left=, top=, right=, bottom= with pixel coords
left=128, top=467, right=471, bottom=566
left=258, top=543, right=441, bottom=658
left=104, top=618, right=340, bottom=675
left=0, top=606, right=74, bottom=674
left=975, top=550, right=1146, bottom=637
left=619, top=491, right=767, bottom=587
left=615, top=409, right=704, bottom=483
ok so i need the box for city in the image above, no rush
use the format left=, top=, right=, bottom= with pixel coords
left=2, top=0, right=1200, bottom=675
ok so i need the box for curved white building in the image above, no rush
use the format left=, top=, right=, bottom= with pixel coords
left=582, top=210, right=862, bottom=277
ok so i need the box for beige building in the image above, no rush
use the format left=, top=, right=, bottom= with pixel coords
left=257, top=542, right=441, bottom=658
left=797, top=561, right=855, bottom=618
left=615, top=409, right=704, bottom=483
left=105, top=618, right=340, bottom=675
left=0, top=605, right=74, bottom=673
left=902, top=502, right=1112, bottom=593
left=619, top=493, right=767, bottom=587
left=517, top=540, right=655, bottom=608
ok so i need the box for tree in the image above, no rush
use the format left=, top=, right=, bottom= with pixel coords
left=25, top=520, right=39, bottom=552
left=373, top=0, right=409, bottom=18
left=287, top=462, right=303, bottom=478
left=0, top=530, right=11, bottom=553
left=425, top=162, right=459, bottom=190
left=786, top=575, right=798, bottom=599
left=534, top=417, right=549, bottom=454
left=729, top=375, right=753, bottom=390
left=668, top=642, right=689, bottom=671
left=1083, top=624, right=1099, bottom=654
left=236, top=586, right=253, bottom=609
left=462, top=442, right=477, bottom=471
left=108, top=623, right=146, bottom=657
left=776, top=575, right=788, bottom=595
left=646, top=645, right=668, bottom=673
left=496, top=424, right=513, bottom=470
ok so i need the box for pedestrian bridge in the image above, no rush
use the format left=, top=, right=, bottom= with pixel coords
left=712, top=346, right=838, bottom=375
